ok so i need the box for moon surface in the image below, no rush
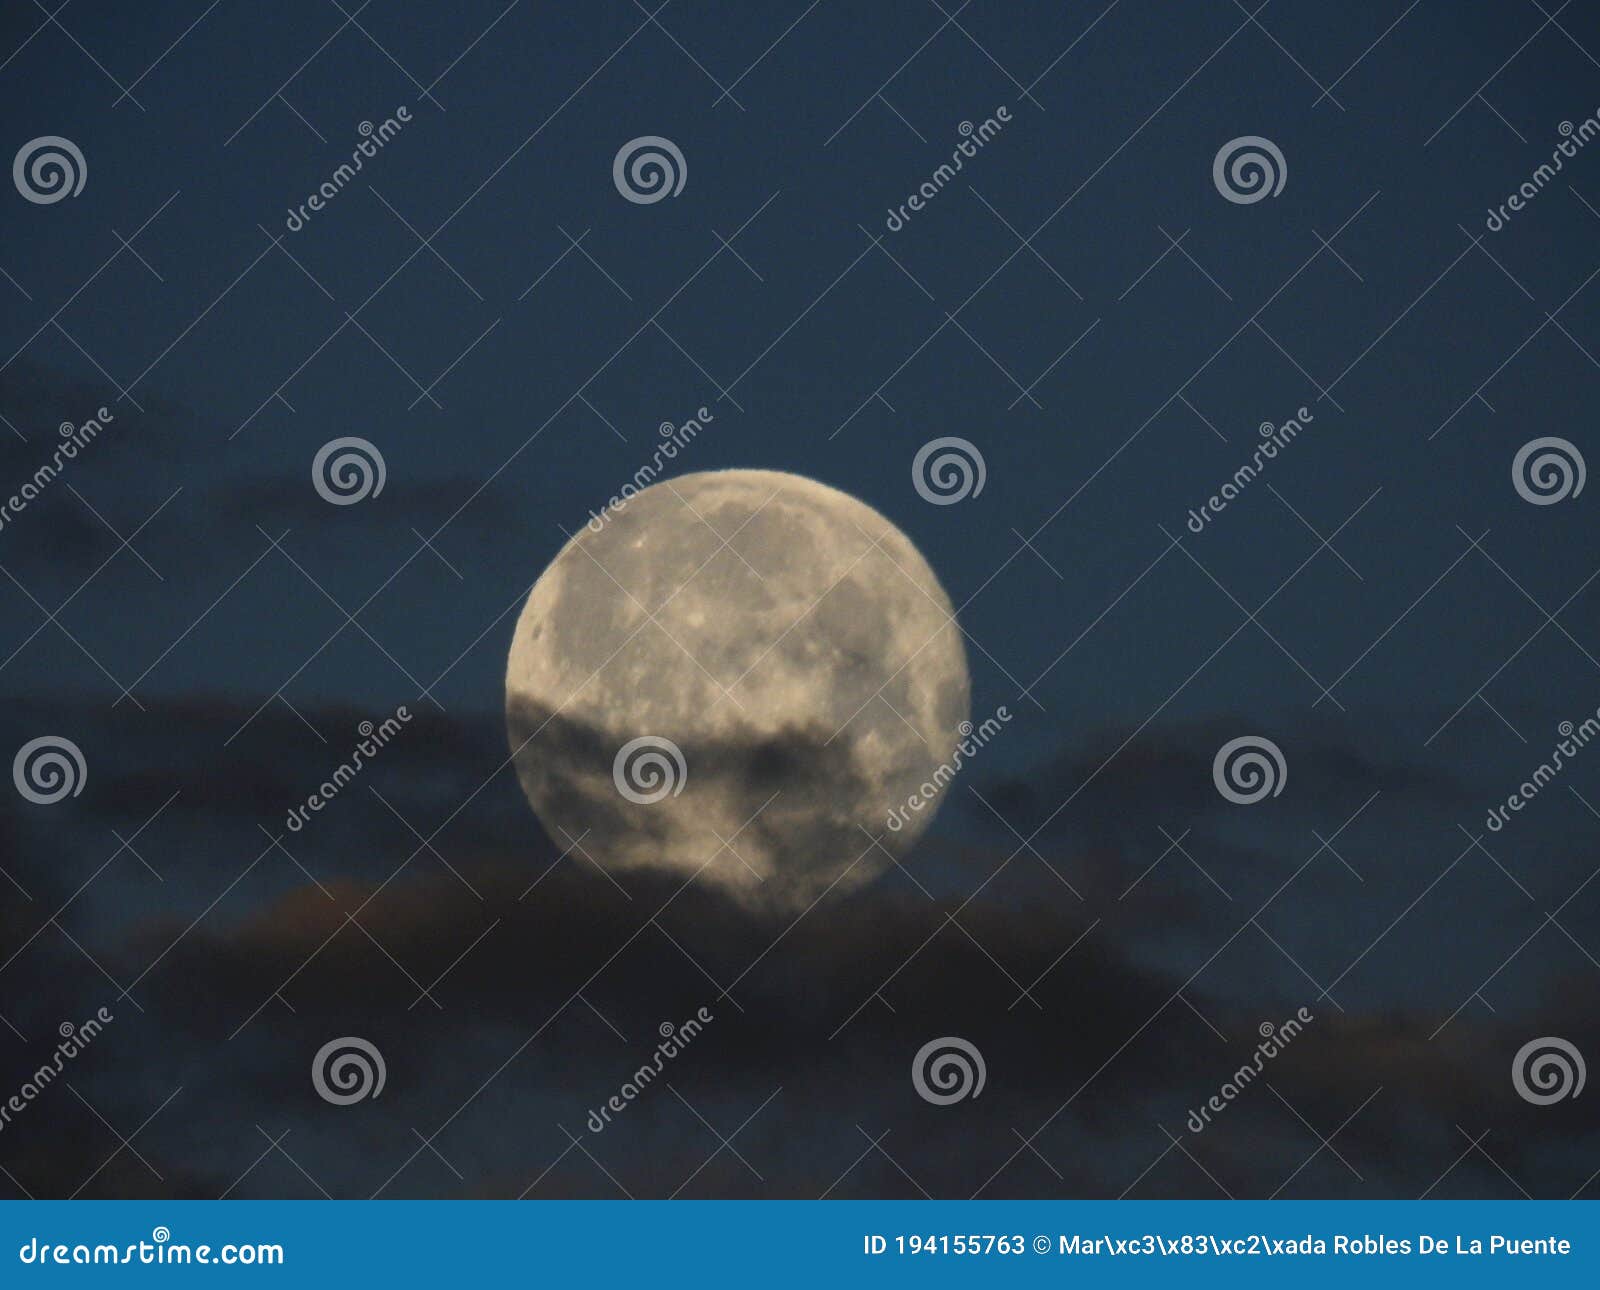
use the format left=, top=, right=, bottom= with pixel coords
left=505, top=469, right=971, bottom=909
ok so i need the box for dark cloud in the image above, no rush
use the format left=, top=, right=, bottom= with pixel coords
left=5, top=688, right=1593, bottom=1198
left=6, top=0, right=1600, bottom=1200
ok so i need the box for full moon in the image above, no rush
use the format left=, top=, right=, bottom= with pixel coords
left=505, top=469, right=971, bottom=908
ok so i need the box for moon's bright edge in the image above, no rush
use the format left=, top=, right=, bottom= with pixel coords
left=505, top=469, right=971, bottom=909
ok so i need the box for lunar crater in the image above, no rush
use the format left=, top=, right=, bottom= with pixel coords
left=506, top=469, right=971, bottom=909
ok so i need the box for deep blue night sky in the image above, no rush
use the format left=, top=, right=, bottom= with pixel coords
left=1, top=0, right=1598, bottom=1199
